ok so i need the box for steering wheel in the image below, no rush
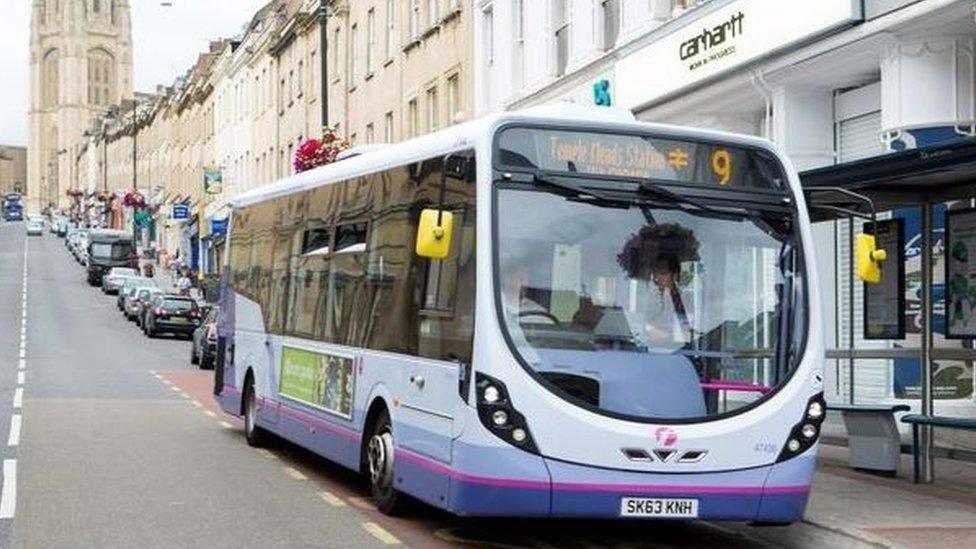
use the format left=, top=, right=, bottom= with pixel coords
left=518, top=310, right=561, bottom=325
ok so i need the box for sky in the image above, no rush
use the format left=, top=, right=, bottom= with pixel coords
left=0, top=0, right=271, bottom=146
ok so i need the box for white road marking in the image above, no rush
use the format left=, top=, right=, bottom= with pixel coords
left=317, top=491, right=347, bottom=507
left=190, top=400, right=202, bottom=407
left=149, top=369, right=157, bottom=375
left=179, top=392, right=190, bottom=399
left=219, top=421, right=234, bottom=429
left=348, top=497, right=376, bottom=510
left=18, top=350, right=25, bottom=359
left=362, top=522, right=401, bottom=545
left=12, top=388, right=23, bottom=409
left=17, top=360, right=25, bottom=371
left=17, top=372, right=25, bottom=385
left=7, top=416, right=21, bottom=447
left=283, top=466, right=307, bottom=480
left=0, top=460, right=17, bottom=519
left=203, top=410, right=217, bottom=418
left=169, top=386, right=181, bottom=393
left=256, top=448, right=278, bottom=460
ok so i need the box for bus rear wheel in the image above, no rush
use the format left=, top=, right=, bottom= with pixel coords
left=367, top=410, right=405, bottom=515
left=244, top=377, right=269, bottom=447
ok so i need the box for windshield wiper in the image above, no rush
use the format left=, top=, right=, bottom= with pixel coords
left=527, top=172, right=622, bottom=204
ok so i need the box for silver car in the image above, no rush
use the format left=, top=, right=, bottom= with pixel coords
left=102, top=267, right=140, bottom=294
left=26, top=218, right=43, bottom=236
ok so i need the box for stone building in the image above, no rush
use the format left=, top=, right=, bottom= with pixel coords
left=327, top=0, right=472, bottom=147
left=0, top=145, right=28, bottom=196
left=28, top=0, right=133, bottom=213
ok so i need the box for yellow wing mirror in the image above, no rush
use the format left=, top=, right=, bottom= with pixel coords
left=855, top=233, right=888, bottom=284
left=415, top=209, right=454, bottom=259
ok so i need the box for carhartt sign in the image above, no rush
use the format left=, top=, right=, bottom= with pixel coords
left=616, top=0, right=861, bottom=110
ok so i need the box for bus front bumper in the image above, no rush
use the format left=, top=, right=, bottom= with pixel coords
left=398, top=441, right=815, bottom=521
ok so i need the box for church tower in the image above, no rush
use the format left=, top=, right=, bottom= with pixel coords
left=28, top=0, right=133, bottom=212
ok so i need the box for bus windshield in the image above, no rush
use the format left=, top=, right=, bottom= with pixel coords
left=494, top=133, right=805, bottom=422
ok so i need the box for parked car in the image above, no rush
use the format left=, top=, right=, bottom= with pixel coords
left=101, top=267, right=139, bottom=294
left=126, top=287, right=163, bottom=323
left=117, top=277, right=157, bottom=310
left=190, top=306, right=219, bottom=369
left=26, top=218, right=44, bottom=236
left=142, top=295, right=203, bottom=338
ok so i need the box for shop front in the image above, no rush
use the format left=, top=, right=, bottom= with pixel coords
left=594, top=0, right=976, bottom=476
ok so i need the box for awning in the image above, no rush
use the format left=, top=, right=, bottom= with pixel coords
left=801, top=137, right=976, bottom=214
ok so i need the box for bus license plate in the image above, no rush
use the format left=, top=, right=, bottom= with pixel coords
left=620, top=497, right=699, bottom=518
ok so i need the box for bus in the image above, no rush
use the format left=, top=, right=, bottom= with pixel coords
left=3, top=193, right=24, bottom=222
left=215, top=105, right=829, bottom=522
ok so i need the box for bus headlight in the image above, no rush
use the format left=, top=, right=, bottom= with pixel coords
left=777, top=392, right=827, bottom=463
left=492, top=410, right=509, bottom=426
left=807, top=401, right=824, bottom=420
left=476, top=373, right=539, bottom=454
left=483, top=385, right=501, bottom=403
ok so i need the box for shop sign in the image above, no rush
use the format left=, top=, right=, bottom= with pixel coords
left=172, top=203, right=190, bottom=220
left=615, top=0, right=862, bottom=110
left=204, top=170, right=223, bottom=195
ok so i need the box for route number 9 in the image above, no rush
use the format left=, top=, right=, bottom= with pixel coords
left=711, top=149, right=732, bottom=186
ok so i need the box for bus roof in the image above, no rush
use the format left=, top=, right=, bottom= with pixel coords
left=88, top=229, right=132, bottom=242
left=230, top=103, right=783, bottom=210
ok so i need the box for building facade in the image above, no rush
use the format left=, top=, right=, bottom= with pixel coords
left=28, top=0, right=133, bottom=213
left=327, top=0, right=472, bottom=146
left=0, top=145, right=28, bottom=196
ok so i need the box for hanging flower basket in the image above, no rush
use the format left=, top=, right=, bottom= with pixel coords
left=123, top=190, right=147, bottom=209
left=95, top=190, right=108, bottom=202
left=66, top=188, right=84, bottom=198
left=294, top=125, right=351, bottom=174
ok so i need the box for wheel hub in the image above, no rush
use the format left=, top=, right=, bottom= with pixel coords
left=367, top=431, right=394, bottom=487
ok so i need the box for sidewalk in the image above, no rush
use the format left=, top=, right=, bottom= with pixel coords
left=801, top=443, right=976, bottom=548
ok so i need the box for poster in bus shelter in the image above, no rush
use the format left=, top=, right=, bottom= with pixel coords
left=945, top=207, right=976, bottom=338
left=279, top=346, right=355, bottom=419
left=892, top=205, right=973, bottom=400
left=863, top=219, right=905, bottom=340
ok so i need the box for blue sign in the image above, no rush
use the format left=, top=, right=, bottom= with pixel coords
left=211, top=218, right=228, bottom=235
left=172, top=203, right=190, bottom=220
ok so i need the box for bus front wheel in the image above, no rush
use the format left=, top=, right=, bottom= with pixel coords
left=367, top=410, right=405, bottom=515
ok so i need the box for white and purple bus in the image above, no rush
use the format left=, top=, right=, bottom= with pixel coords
left=215, top=105, right=827, bottom=522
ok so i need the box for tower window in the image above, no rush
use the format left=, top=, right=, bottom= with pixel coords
left=87, top=49, right=115, bottom=107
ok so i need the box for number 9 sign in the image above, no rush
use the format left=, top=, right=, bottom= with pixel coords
left=711, top=149, right=732, bottom=186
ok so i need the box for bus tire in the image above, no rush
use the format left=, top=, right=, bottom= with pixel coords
left=367, top=409, right=406, bottom=515
left=244, top=376, right=269, bottom=447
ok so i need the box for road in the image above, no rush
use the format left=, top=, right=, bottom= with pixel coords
left=0, top=221, right=879, bottom=548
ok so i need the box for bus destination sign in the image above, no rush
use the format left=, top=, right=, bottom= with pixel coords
left=496, top=127, right=785, bottom=191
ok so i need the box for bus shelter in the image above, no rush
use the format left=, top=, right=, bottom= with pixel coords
left=801, top=137, right=976, bottom=482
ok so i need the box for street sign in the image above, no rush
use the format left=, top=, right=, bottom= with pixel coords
left=172, top=203, right=190, bottom=220
left=204, top=170, right=223, bottom=195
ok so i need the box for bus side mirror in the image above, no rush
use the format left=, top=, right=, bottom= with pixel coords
left=415, top=209, right=454, bottom=259
left=855, top=233, right=887, bottom=284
